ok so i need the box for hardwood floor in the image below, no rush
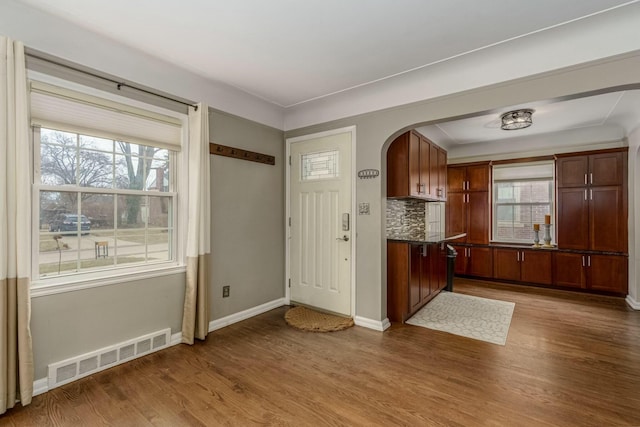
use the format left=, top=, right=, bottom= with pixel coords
left=4, top=278, right=640, bottom=426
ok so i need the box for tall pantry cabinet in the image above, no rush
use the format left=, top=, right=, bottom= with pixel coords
left=446, top=162, right=493, bottom=279
left=554, top=149, right=628, bottom=294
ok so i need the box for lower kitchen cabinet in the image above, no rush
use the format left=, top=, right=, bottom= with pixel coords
left=553, top=252, right=585, bottom=289
left=408, top=243, right=430, bottom=312
left=552, top=252, right=627, bottom=294
left=387, top=241, right=446, bottom=323
left=432, top=243, right=448, bottom=293
left=452, top=245, right=493, bottom=278
left=493, top=248, right=552, bottom=285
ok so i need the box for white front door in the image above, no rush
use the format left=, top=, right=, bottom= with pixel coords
left=288, top=129, right=353, bottom=316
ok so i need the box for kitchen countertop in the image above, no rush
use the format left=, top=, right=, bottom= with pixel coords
left=387, top=232, right=466, bottom=244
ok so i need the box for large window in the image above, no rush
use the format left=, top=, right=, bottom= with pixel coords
left=493, top=162, right=554, bottom=243
left=31, top=81, right=184, bottom=282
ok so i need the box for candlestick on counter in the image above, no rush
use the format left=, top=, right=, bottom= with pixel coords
left=533, top=223, right=541, bottom=247
left=542, top=217, right=552, bottom=248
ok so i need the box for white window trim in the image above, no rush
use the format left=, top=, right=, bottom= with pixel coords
left=31, top=264, right=187, bottom=297
left=29, top=73, right=190, bottom=294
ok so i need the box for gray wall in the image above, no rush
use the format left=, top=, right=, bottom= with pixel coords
left=209, top=109, right=285, bottom=319
left=31, top=273, right=185, bottom=379
left=285, top=52, right=640, bottom=323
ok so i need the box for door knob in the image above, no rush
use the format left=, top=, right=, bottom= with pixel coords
left=336, top=235, right=349, bottom=242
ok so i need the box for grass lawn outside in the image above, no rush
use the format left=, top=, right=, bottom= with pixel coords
left=39, top=229, right=169, bottom=252
left=39, top=255, right=148, bottom=275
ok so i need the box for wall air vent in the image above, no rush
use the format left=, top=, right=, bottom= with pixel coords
left=47, top=328, right=171, bottom=390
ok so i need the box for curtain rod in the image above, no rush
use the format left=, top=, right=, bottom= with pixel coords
left=26, top=51, right=198, bottom=111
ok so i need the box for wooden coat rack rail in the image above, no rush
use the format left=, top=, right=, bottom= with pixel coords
left=209, top=142, right=275, bottom=166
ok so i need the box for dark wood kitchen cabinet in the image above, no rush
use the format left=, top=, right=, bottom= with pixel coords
left=556, top=149, right=627, bottom=253
left=557, top=151, right=624, bottom=188
left=426, top=242, right=448, bottom=293
left=447, top=163, right=490, bottom=193
left=446, top=163, right=490, bottom=245
left=387, top=131, right=447, bottom=201
left=408, top=243, right=430, bottom=312
left=493, top=248, right=552, bottom=285
left=388, top=241, right=446, bottom=323
left=552, top=252, right=627, bottom=295
left=429, top=144, right=448, bottom=200
left=451, top=245, right=493, bottom=278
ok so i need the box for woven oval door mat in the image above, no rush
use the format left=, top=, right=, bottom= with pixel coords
left=285, top=306, right=354, bottom=332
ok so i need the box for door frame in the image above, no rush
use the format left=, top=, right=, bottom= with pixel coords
left=285, top=125, right=357, bottom=317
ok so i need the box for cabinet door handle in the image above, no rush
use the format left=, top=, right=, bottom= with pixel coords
left=584, top=190, right=587, bottom=200
left=584, top=174, right=587, bottom=185
left=590, top=173, right=593, bottom=184
left=522, top=251, right=525, bottom=262
left=588, top=255, right=591, bottom=267
left=582, top=256, right=585, bottom=267
left=517, top=252, right=520, bottom=262
left=590, top=189, right=592, bottom=200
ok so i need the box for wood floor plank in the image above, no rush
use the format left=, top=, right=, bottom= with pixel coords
left=2, top=278, right=640, bottom=426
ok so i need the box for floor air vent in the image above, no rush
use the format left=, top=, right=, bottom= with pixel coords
left=47, top=328, right=171, bottom=390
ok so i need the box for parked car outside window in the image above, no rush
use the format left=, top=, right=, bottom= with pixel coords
left=49, top=213, right=91, bottom=234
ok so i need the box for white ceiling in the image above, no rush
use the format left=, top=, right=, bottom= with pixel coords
left=416, top=90, right=640, bottom=148
left=12, top=0, right=640, bottom=141
left=16, top=0, right=639, bottom=108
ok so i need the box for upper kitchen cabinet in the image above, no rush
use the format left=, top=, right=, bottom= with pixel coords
left=557, top=151, right=624, bottom=188
left=387, top=130, right=447, bottom=201
left=429, top=143, right=448, bottom=200
left=447, top=163, right=490, bottom=193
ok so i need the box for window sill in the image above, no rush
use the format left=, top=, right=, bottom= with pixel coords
left=31, top=264, right=187, bottom=298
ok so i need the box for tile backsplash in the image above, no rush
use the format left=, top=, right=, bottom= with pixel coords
left=386, top=199, right=444, bottom=239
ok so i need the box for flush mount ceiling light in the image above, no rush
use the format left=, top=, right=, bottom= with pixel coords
left=500, top=109, right=533, bottom=130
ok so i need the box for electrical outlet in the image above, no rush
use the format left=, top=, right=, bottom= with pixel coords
left=222, top=285, right=230, bottom=298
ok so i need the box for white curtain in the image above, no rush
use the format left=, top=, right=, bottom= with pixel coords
left=181, top=103, right=211, bottom=344
left=0, top=36, right=34, bottom=413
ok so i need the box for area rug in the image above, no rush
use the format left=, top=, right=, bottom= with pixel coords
left=406, top=291, right=515, bottom=345
left=285, top=306, right=354, bottom=332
